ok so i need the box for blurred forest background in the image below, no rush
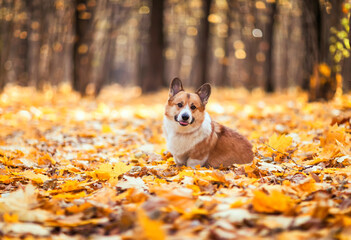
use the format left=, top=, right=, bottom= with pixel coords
left=0, top=0, right=350, bottom=100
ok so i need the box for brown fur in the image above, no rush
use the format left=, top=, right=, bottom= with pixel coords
left=186, top=121, right=253, bottom=168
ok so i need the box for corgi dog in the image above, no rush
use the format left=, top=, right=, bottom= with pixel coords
left=163, top=78, right=253, bottom=168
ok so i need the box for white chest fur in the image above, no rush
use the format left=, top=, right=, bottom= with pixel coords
left=163, top=112, right=212, bottom=157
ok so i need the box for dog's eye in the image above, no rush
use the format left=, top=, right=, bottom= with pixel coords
left=177, top=103, right=183, bottom=108
left=191, top=105, right=196, bottom=110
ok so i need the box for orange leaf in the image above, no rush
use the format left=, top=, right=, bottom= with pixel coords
left=182, top=207, right=208, bottom=219
left=60, top=180, right=88, bottom=192
left=0, top=175, right=12, bottom=184
left=320, top=124, right=347, bottom=148
left=267, top=134, right=293, bottom=153
left=38, top=153, right=56, bottom=165
left=21, top=170, right=50, bottom=184
left=3, top=212, right=19, bottom=223
left=252, top=190, right=293, bottom=213
left=66, top=202, right=93, bottom=214
left=101, top=124, right=112, bottom=133
left=89, top=162, right=132, bottom=181
left=137, top=210, right=166, bottom=240
left=230, top=199, right=247, bottom=208
left=53, top=191, right=87, bottom=200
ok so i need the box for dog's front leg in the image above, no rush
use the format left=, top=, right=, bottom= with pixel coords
left=187, top=157, right=208, bottom=169
left=174, top=155, right=187, bottom=167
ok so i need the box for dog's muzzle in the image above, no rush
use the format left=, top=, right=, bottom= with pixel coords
left=174, top=114, right=195, bottom=126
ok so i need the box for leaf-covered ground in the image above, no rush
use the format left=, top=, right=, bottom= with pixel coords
left=0, top=85, right=351, bottom=240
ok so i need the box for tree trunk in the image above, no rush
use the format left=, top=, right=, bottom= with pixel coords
left=219, top=3, right=231, bottom=87
left=307, top=0, right=343, bottom=101
left=342, top=57, right=351, bottom=91
left=73, top=0, right=96, bottom=95
left=12, top=0, right=29, bottom=86
left=265, top=2, right=276, bottom=92
left=189, top=0, right=212, bottom=87
left=0, top=1, right=14, bottom=91
left=139, top=0, right=164, bottom=93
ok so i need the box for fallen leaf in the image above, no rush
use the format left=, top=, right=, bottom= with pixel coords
left=137, top=210, right=166, bottom=240
left=267, top=134, right=293, bottom=154
left=116, top=176, right=148, bottom=192
left=0, top=222, right=52, bottom=236
left=252, top=190, right=294, bottom=213
left=89, top=162, right=132, bottom=181
left=213, top=208, right=255, bottom=223
left=21, top=170, right=50, bottom=184
left=0, top=184, right=51, bottom=222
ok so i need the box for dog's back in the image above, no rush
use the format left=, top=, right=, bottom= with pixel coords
left=206, top=122, right=253, bottom=168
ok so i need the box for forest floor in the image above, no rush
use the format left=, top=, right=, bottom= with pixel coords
left=0, top=85, right=351, bottom=240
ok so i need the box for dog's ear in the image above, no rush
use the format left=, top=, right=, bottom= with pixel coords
left=169, top=78, right=184, bottom=98
left=196, top=83, right=211, bottom=105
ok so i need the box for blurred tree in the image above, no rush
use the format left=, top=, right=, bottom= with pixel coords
left=302, top=0, right=320, bottom=96
left=74, top=0, right=136, bottom=95
left=307, top=0, right=345, bottom=101
left=11, top=0, right=28, bottom=86
left=0, top=1, right=15, bottom=90
left=138, top=0, right=165, bottom=93
left=27, top=0, right=42, bottom=87
left=0, top=0, right=349, bottom=98
left=265, top=2, right=276, bottom=92
left=190, top=0, right=212, bottom=87
left=0, top=0, right=29, bottom=88
left=207, top=0, right=228, bottom=87
left=74, top=0, right=96, bottom=95
left=27, top=0, right=74, bottom=89
left=273, top=0, right=305, bottom=91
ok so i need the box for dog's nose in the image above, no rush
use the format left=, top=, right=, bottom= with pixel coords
left=181, top=113, right=189, bottom=121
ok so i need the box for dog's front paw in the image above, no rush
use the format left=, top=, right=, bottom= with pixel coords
left=173, top=156, right=186, bottom=167
left=187, top=158, right=207, bottom=169
left=176, top=163, right=186, bottom=168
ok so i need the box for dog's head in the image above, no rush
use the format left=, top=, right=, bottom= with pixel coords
left=165, top=78, right=211, bottom=131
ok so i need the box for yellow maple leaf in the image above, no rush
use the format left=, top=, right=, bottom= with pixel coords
left=116, top=188, right=148, bottom=204
left=137, top=210, right=166, bottom=240
left=89, top=162, right=132, bottom=181
left=114, top=161, right=133, bottom=176
left=65, top=202, right=93, bottom=214
left=53, top=191, right=87, bottom=200
left=47, top=217, right=107, bottom=227
left=267, top=134, right=293, bottom=153
left=186, top=184, right=201, bottom=194
left=306, top=148, right=339, bottom=165
left=150, top=186, right=195, bottom=209
left=101, top=124, right=112, bottom=133
left=342, top=216, right=351, bottom=226
left=252, top=190, right=293, bottom=213
left=176, top=170, right=195, bottom=179
left=60, top=180, right=88, bottom=192
left=320, top=124, right=347, bottom=148
left=38, top=153, right=56, bottom=165
left=21, top=170, right=50, bottom=184
left=3, top=212, right=19, bottom=223
left=0, top=175, right=12, bottom=184
left=230, top=198, right=247, bottom=208
left=182, top=207, right=208, bottom=219
left=0, top=155, right=11, bottom=166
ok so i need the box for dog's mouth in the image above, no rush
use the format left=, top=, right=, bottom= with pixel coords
left=179, top=121, right=189, bottom=126
left=174, top=115, right=194, bottom=127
